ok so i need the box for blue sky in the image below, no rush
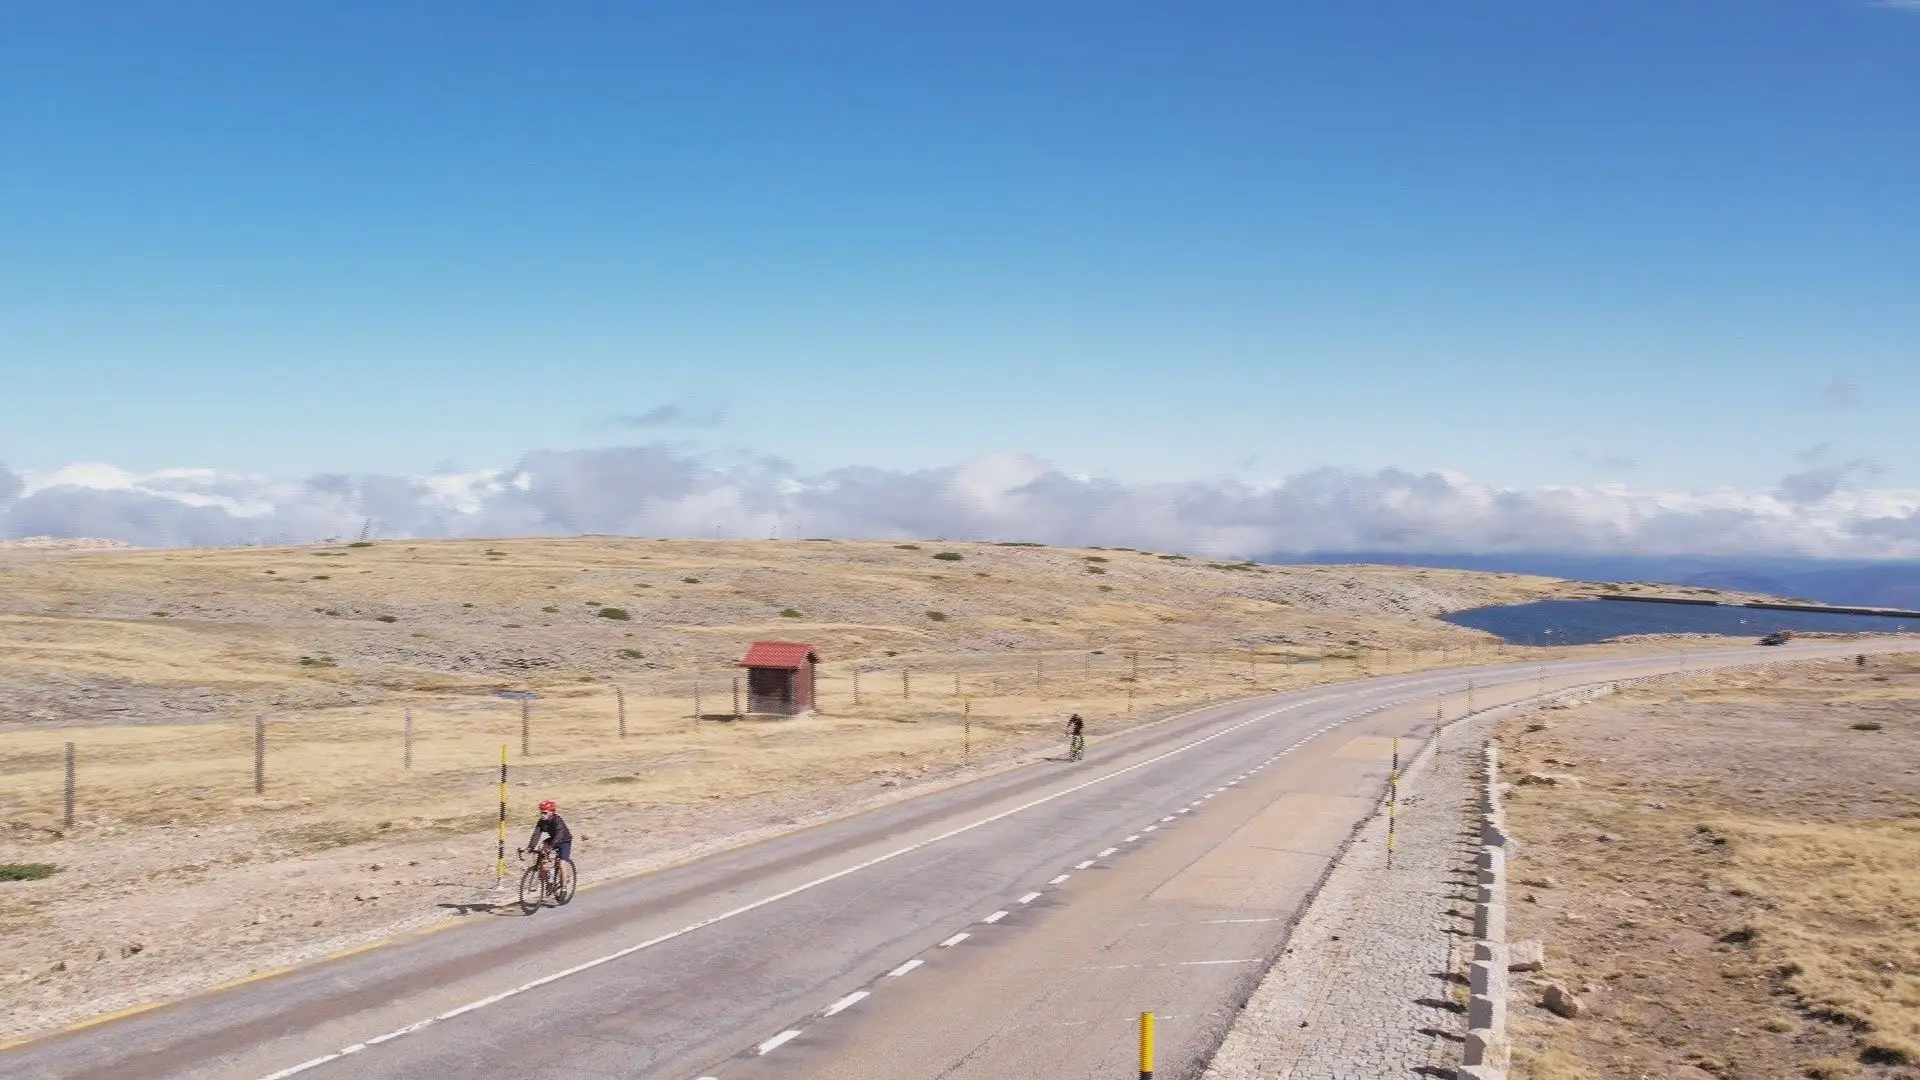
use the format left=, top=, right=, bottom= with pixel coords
left=3, top=2, right=1917, bottom=496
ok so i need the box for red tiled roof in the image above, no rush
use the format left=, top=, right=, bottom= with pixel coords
left=741, top=641, right=815, bottom=668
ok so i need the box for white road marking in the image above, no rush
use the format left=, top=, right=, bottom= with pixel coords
left=253, top=656, right=1755, bottom=1080
left=1017, top=892, right=1041, bottom=904
left=1160, top=815, right=1176, bottom=822
left=1049, top=874, right=1071, bottom=884
left=1098, top=847, right=1118, bottom=857
left=983, top=910, right=1009, bottom=924
left=887, top=959, right=923, bottom=978
left=759, top=1030, right=802, bottom=1054
left=939, top=933, right=970, bottom=948
left=1144, top=825, right=1159, bottom=832
left=1181, top=958, right=1263, bottom=966
left=250, top=695, right=1319, bottom=1078
left=1124, top=835, right=1140, bottom=842
left=822, top=991, right=868, bottom=1016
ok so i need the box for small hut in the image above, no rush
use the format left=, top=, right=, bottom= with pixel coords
left=740, top=641, right=819, bottom=716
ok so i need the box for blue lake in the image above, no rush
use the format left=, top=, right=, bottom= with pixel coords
left=1442, top=599, right=1919, bottom=646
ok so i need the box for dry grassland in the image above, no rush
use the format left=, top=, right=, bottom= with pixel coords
left=0, top=536, right=1628, bottom=1041
left=1495, top=655, right=1920, bottom=1080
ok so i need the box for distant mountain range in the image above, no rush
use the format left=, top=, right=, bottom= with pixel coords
left=1266, top=552, right=1920, bottom=610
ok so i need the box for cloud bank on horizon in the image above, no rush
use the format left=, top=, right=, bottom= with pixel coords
left=4, top=447, right=1920, bottom=559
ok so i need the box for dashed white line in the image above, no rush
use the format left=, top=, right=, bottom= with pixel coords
left=983, top=910, right=1009, bottom=924
left=1098, top=847, right=1118, bottom=857
left=1160, top=815, right=1176, bottom=822
left=822, top=991, right=868, bottom=1016
left=1144, top=825, right=1159, bottom=833
left=248, top=696, right=1322, bottom=1079
left=1018, top=891, right=1041, bottom=904
left=939, top=932, right=970, bottom=948
left=887, top=959, right=923, bottom=978
left=1123, top=834, right=1140, bottom=842
left=759, top=1030, right=802, bottom=1054
left=1049, top=873, right=1071, bottom=884
left=1075, top=859, right=1095, bottom=869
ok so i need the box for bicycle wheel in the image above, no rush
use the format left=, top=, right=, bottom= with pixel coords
left=519, top=865, right=544, bottom=913
left=553, top=859, right=576, bottom=906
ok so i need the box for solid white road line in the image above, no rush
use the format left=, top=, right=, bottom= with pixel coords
left=822, top=991, right=868, bottom=1016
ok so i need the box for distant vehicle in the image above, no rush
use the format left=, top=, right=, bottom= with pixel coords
left=1758, top=631, right=1792, bottom=646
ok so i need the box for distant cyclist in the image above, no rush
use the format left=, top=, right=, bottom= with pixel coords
left=523, top=800, right=573, bottom=883
left=1067, top=713, right=1086, bottom=761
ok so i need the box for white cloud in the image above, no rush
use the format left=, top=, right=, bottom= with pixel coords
left=3, top=447, right=1920, bottom=558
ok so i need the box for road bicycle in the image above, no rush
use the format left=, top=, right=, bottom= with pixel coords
left=519, top=844, right=576, bottom=913
left=1068, top=732, right=1086, bottom=762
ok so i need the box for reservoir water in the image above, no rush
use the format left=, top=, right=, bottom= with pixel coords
left=1442, top=598, right=1919, bottom=646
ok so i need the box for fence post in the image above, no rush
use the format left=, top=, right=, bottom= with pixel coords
left=1035, top=656, right=1043, bottom=694
left=63, top=742, right=75, bottom=828
left=1387, top=736, right=1400, bottom=868
left=1127, top=685, right=1135, bottom=715
left=853, top=667, right=861, bottom=706
left=254, top=717, right=266, bottom=795
left=954, top=672, right=961, bottom=697
left=733, top=677, right=741, bottom=719
left=963, top=700, right=971, bottom=763
left=404, top=709, right=413, bottom=770
left=615, top=684, right=627, bottom=738
left=903, top=668, right=911, bottom=701
left=520, top=696, right=532, bottom=756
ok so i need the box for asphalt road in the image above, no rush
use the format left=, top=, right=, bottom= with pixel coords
left=0, top=641, right=1890, bottom=1080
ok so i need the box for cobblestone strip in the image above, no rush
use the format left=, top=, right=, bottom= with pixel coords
left=1200, top=719, right=1490, bottom=1080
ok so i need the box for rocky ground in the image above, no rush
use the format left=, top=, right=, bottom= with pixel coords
left=1493, top=654, right=1920, bottom=1080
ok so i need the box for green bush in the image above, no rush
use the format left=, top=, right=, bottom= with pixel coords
left=312, top=574, right=331, bottom=580
left=682, top=577, right=701, bottom=584
left=1083, top=555, right=1109, bottom=563
left=1086, top=566, right=1107, bottom=574
left=1853, top=721, right=1884, bottom=731
left=895, top=543, right=922, bottom=550
left=348, top=541, right=374, bottom=548
left=374, top=615, right=398, bottom=623
left=596, top=607, right=631, bottom=621
left=0, top=864, right=59, bottom=882
left=926, top=610, right=948, bottom=621
left=619, top=648, right=644, bottom=659
left=932, top=552, right=963, bottom=561
left=542, top=606, right=560, bottom=613
left=780, top=608, right=804, bottom=618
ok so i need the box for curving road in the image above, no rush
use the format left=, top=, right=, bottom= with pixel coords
left=0, top=641, right=1890, bottom=1080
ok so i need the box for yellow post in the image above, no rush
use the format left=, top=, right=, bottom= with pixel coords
left=963, top=700, right=971, bottom=762
left=1139, top=1011, right=1155, bottom=1079
left=497, top=745, right=507, bottom=881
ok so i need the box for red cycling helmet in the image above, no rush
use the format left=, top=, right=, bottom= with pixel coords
left=538, top=800, right=557, bottom=813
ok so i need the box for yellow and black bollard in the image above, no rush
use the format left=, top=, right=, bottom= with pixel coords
left=1139, top=1011, right=1155, bottom=1079
left=497, top=745, right=508, bottom=882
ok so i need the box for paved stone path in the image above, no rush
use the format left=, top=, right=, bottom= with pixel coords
left=1201, top=721, right=1487, bottom=1080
